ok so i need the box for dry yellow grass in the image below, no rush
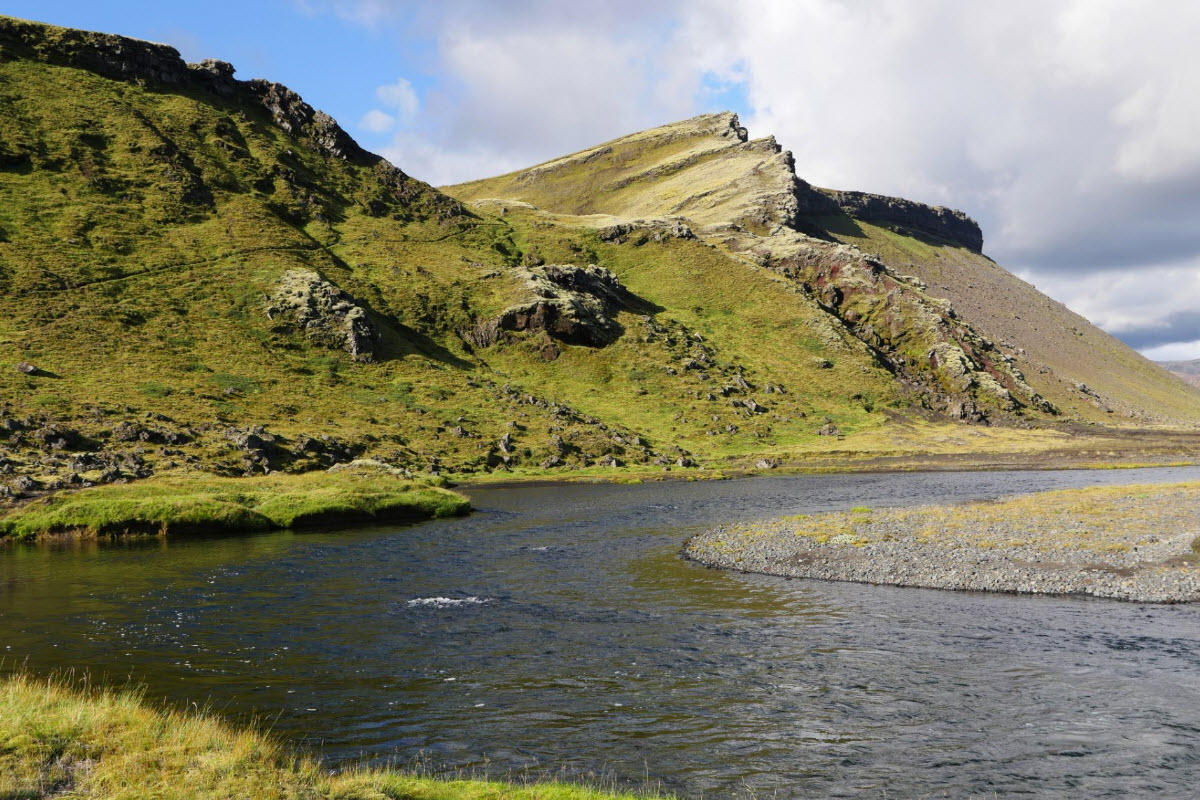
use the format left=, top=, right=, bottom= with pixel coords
left=780, top=482, right=1200, bottom=555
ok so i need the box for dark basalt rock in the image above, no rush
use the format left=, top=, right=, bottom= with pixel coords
left=824, top=189, right=984, bottom=252
left=246, top=79, right=359, bottom=161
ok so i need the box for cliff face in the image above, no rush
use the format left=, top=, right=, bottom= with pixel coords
left=821, top=189, right=984, bottom=252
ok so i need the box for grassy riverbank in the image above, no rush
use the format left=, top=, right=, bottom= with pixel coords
left=0, top=469, right=470, bottom=542
left=687, top=481, right=1200, bottom=602
left=0, top=673, right=664, bottom=800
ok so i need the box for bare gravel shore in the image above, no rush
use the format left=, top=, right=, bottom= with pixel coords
left=684, top=482, right=1200, bottom=603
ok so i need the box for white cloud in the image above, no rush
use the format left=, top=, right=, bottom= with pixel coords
left=380, top=134, right=528, bottom=188
left=1142, top=340, right=1200, bottom=362
left=376, top=77, right=419, bottom=116
left=359, top=108, right=395, bottom=133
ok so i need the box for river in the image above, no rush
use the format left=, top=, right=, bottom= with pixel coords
left=4, top=466, right=1200, bottom=798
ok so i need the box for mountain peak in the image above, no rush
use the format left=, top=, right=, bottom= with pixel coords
left=451, top=111, right=984, bottom=251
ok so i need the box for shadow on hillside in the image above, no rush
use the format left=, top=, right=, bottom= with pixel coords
left=370, top=312, right=474, bottom=370
left=622, top=290, right=666, bottom=318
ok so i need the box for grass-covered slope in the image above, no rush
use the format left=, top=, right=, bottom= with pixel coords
left=450, top=112, right=1200, bottom=428
left=0, top=672, right=666, bottom=800
left=0, top=17, right=773, bottom=490
left=0, top=17, right=911, bottom=496
left=1, top=15, right=1198, bottom=508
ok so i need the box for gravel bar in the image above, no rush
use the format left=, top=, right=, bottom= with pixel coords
left=684, top=481, right=1200, bottom=603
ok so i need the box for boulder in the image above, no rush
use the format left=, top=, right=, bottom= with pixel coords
left=266, top=270, right=378, bottom=361
left=472, top=263, right=631, bottom=348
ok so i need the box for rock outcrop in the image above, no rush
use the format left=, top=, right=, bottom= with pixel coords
left=467, top=264, right=630, bottom=349
left=752, top=232, right=1053, bottom=419
left=266, top=270, right=378, bottom=361
left=823, top=189, right=984, bottom=252
left=597, top=217, right=695, bottom=244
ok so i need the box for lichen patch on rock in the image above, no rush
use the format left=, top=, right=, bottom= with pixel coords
left=265, top=269, right=377, bottom=360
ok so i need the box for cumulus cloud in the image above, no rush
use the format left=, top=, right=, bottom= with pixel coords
left=1020, top=257, right=1200, bottom=347
left=321, top=0, right=1200, bottom=356
left=376, top=77, right=419, bottom=116
left=359, top=108, right=395, bottom=133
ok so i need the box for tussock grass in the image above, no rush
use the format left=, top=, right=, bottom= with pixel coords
left=0, top=672, right=666, bottom=800
left=0, top=470, right=469, bottom=541
left=780, top=481, right=1200, bottom=554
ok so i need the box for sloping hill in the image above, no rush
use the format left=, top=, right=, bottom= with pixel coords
left=450, top=111, right=1200, bottom=426
left=1, top=17, right=1198, bottom=500
left=1159, top=359, right=1200, bottom=389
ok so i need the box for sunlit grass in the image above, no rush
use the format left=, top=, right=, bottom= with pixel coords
left=0, top=671, right=668, bottom=800
left=0, top=470, right=469, bottom=541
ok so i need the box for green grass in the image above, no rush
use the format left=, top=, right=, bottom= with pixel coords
left=2, top=14, right=1199, bottom=497
left=0, top=672, right=668, bottom=800
left=0, top=469, right=470, bottom=541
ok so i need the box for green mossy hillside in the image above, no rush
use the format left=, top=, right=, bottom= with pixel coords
left=2, top=14, right=1198, bottom=504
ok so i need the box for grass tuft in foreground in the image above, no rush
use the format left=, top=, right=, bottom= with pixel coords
left=0, top=469, right=470, bottom=542
left=0, top=672, right=666, bottom=800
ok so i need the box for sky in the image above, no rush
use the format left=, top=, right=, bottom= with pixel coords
left=12, top=1, right=1200, bottom=360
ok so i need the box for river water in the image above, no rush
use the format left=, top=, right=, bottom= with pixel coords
left=4, top=466, right=1200, bottom=798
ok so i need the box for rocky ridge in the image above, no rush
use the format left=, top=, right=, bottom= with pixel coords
left=0, top=15, right=464, bottom=223
left=574, top=115, right=1049, bottom=420
left=739, top=231, right=1055, bottom=419
left=823, top=189, right=984, bottom=252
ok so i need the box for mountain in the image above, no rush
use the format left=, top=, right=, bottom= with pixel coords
left=1159, top=359, right=1200, bottom=388
left=449, top=112, right=1200, bottom=424
left=1, top=15, right=1198, bottom=498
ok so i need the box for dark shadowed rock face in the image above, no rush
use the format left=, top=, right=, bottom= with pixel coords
left=0, top=16, right=190, bottom=84
left=824, top=190, right=984, bottom=252
left=245, top=80, right=359, bottom=161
